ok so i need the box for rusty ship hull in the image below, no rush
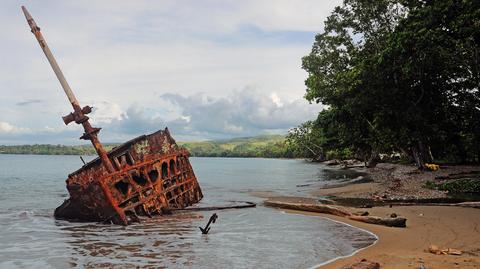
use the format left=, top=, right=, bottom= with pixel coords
left=22, top=6, right=203, bottom=225
left=55, top=128, right=203, bottom=225
left=55, top=129, right=203, bottom=224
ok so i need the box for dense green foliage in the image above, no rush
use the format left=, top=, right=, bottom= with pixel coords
left=426, top=179, right=480, bottom=194
left=290, top=0, right=480, bottom=166
left=0, top=144, right=118, bottom=155
left=179, top=135, right=295, bottom=158
left=0, top=144, right=97, bottom=155
left=0, top=135, right=296, bottom=158
left=439, top=179, right=480, bottom=194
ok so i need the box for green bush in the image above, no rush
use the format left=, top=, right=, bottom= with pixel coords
left=438, top=180, right=480, bottom=194
left=325, top=148, right=354, bottom=160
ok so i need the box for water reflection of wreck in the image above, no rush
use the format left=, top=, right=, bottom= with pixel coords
left=22, top=6, right=203, bottom=225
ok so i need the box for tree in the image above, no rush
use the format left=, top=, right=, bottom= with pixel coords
left=370, top=0, right=480, bottom=165
left=297, top=0, right=479, bottom=167
left=301, top=0, right=408, bottom=165
left=286, top=121, right=325, bottom=161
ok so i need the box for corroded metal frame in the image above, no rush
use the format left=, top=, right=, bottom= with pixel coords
left=23, top=6, right=203, bottom=225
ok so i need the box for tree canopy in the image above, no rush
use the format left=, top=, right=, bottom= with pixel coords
left=290, top=0, right=479, bottom=166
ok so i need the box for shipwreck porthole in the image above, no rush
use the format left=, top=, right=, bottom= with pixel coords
left=115, top=181, right=129, bottom=196
left=169, top=159, right=176, bottom=175
left=148, top=169, right=159, bottom=183
left=132, top=173, right=148, bottom=186
left=116, top=152, right=134, bottom=167
left=176, top=157, right=181, bottom=170
left=161, top=162, right=168, bottom=179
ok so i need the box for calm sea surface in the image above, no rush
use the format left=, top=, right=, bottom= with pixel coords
left=0, top=155, right=375, bottom=269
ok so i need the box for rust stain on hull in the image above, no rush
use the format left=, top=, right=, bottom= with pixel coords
left=22, top=6, right=203, bottom=225
left=55, top=128, right=203, bottom=225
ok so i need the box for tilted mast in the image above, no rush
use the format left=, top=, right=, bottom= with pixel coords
left=22, top=6, right=115, bottom=173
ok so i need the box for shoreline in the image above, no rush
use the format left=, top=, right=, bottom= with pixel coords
left=314, top=162, right=480, bottom=201
left=267, top=203, right=480, bottom=269
left=313, top=205, right=480, bottom=268
left=306, top=215, right=379, bottom=269
left=262, top=162, right=480, bottom=268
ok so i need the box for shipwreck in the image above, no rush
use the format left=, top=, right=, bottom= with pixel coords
left=22, top=6, right=203, bottom=225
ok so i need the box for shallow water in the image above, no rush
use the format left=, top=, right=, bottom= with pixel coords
left=0, top=155, right=375, bottom=269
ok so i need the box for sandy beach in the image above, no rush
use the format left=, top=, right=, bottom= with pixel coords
left=263, top=163, right=480, bottom=268
left=307, top=205, right=480, bottom=268
left=266, top=199, right=480, bottom=268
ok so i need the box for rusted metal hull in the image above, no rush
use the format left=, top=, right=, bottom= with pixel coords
left=22, top=6, right=202, bottom=225
left=55, top=128, right=203, bottom=225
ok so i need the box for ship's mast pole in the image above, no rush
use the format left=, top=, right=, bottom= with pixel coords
left=22, top=6, right=115, bottom=173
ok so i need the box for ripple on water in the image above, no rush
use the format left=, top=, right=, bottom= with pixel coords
left=0, top=156, right=376, bottom=269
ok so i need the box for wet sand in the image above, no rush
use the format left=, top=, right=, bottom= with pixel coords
left=263, top=196, right=479, bottom=268
left=303, top=205, right=480, bottom=268
left=262, top=162, right=480, bottom=268
left=314, top=182, right=383, bottom=198
left=267, top=197, right=480, bottom=268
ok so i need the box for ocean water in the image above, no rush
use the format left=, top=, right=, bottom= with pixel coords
left=0, top=155, right=375, bottom=269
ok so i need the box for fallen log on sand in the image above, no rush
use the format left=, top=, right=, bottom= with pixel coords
left=348, top=214, right=407, bottom=227
left=264, top=199, right=407, bottom=228
left=264, top=200, right=351, bottom=217
left=172, top=201, right=256, bottom=212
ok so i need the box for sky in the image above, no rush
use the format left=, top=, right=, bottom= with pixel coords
left=0, top=0, right=340, bottom=145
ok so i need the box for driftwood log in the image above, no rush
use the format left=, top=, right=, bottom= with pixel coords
left=348, top=214, right=406, bottom=227
left=264, top=199, right=406, bottom=228
left=172, top=201, right=256, bottom=212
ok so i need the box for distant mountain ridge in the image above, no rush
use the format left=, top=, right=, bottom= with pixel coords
left=178, top=135, right=289, bottom=157
left=0, top=135, right=293, bottom=158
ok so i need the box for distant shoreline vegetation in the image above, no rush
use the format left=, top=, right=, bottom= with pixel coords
left=0, top=135, right=299, bottom=158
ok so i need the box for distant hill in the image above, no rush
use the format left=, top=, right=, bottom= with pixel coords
left=0, top=135, right=294, bottom=158
left=178, top=135, right=292, bottom=158
left=0, top=144, right=116, bottom=156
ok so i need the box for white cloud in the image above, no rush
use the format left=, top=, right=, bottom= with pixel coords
left=0, top=121, right=30, bottom=134
left=100, top=89, right=323, bottom=140
left=90, top=101, right=126, bottom=124
left=0, top=89, right=324, bottom=144
left=0, top=0, right=340, bottom=144
left=270, top=92, right=284, bottom=107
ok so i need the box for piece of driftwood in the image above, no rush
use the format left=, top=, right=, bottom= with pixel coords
left=457, top=201, right=480, bottom=208
left=264, top=199, right=407, bottom=228
left=348, top=214, right=406, bottom=227
left=428, top=244, right=462, bottom=255
left=264, top=200, right=351, bottom=217
left=172, top=201, right=256, bottom=212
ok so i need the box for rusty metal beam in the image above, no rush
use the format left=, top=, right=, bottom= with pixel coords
left=22, top=6, right=115, bottom=174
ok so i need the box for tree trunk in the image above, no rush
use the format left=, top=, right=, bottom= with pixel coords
left=303, top=144, right=325, bottom=162
left=308, top=141, right=325, bottom=161
left=418, top=140, right=433, bottom=163
left=412, top=141, right=433, bottom=169
left=411, top=146, right=424, bottom=169
left=399, top=147, right=415, bottom=162
left=366, top=149, right=380, bottom=168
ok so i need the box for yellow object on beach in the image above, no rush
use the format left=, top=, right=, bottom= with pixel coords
left=425, top=163, right=439, bottom=171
